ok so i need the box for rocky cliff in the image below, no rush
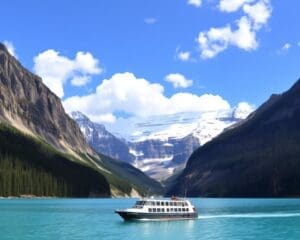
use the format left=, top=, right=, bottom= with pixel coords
left=71, top=111, right=134, bottom=163
left=0, top=43, right=93, bottom=159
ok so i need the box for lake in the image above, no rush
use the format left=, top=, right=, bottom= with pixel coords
left=1, top=198, right=300, bottom=240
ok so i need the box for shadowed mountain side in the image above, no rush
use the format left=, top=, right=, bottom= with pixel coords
left=168, top=79, right=300, bottom=197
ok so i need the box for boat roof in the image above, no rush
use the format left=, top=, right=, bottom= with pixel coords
left=140, top=197, right=189, bottom=202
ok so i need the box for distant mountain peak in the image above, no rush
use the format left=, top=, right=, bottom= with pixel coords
left=71, top=111, right=90, bottom=121
left=71, top=112, right=135, bottom=163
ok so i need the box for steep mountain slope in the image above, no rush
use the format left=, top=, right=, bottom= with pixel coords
left=168, top=79, right=300, bottom=197
left=70, top=113, right=163, bottom=195
left=73, top=110, right=244, bottom=180
left=0, top=43, right=162, bottom=197
left=71, top=111, right=134, bottom=163
left=0, top=43, right=92, bottom=159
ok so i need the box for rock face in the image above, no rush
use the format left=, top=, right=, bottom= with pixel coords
left=71, top=111, right=134, bottom=163
left=129, top=135, right=200, bottom=180
left=168, top=78, right=300, bottom=197
left=0, top=43, right=93, bottom=157
left=72, top=110, right=244, bottom=181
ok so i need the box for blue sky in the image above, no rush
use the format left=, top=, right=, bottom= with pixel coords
left=1, top=0, right=299, bottom=124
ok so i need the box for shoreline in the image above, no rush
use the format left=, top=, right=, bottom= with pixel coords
left=0, top=195, right=58, bottom=199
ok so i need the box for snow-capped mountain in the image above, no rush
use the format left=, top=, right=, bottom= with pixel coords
left=71, top=111, right=134, bottom=163
left=71, top=106, right=253, bottom=181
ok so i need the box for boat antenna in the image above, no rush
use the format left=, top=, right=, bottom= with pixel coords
left=184, top=189, right=187, bottom=199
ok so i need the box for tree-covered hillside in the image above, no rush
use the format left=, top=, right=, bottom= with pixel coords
left=0, top=123, right=111, bottom=197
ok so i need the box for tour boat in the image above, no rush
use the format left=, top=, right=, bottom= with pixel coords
left=115, top=197, right=198, bottom=221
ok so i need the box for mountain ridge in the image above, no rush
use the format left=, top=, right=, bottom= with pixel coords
left=168, top=78, right=300, bottom=197
left=72, top=110, right=247, bottom=180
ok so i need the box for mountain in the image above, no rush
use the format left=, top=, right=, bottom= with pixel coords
left=0, top=43, right=162, bottom=197
left=72, top=110, right=245, bottom=181
left=0, top=44, right=92, bottom=158
left=71, top=111, right=134, bottom=163
left=168, top=78, right=300, bottom=197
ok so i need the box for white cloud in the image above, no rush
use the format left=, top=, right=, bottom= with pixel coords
left=144, top=18, right=158, bottom=24
left=90, top=113, right=117, bottom=123
left=219, top=0, right=255, bottom=12
left=233, top=101, right=255, bottom=119
left=165, top=73, right=193, bottom=88
left=71, top=76, right=91, bottom=86
left=243, top=0, right=272, bottom=29
left=33, top=49, right=102, bottom=98
left=198, top=16, right=257, bottom=59
left=197, top=0, right=272, bottom=59
left=188, top=0, right=202, bottom=8
left=3, top=41, right=18, bottom=58
left=63, top=72, right=230, bottom=122
left=177, top=51, right=191, bottom=61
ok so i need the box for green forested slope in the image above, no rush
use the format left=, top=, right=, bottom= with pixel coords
left=0, top=123, right=111, bottom=197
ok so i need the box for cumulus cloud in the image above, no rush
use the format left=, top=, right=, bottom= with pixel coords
left=3, top=41, right=18, bottom=58
left=63, top=72, right=231, bottom=123
left=188, top=0, right=202, bottom=8
left=33, top=49, right=102, bottom=98
left=197, top=0, right=271, bottom=59
left=144, top=18, right=158, bottom=24
left=198, top=16, right=257, bottom=59
left=219, top=0, right=255, bottom=12
left=243, top=0, right=272, bottom=29
left=165, top=73, right=193, bottom=88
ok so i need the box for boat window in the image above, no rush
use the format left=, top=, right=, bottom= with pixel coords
left=175, top=208, right=177, bottom=212
left=184, top=202, right=188, bottom=206
left=157, top=208, right=160, bottom=212
left=149, top=208, right=152, bottom=212
left=166, top=202, right=169, bottom=206
left=157, top=202, right=160, bottom=206
left=162, top=208, right=165, bottom=212
left=161, top=202, right=164, bottom=206
left=167, top=209, right=169, bottom=212
left=153, top=208, right=156, bottom=213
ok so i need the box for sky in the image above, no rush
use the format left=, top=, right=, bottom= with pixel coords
left=1, top=0, right=300, bottom=127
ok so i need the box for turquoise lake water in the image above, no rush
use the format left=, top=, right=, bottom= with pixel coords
left=1, top=198, right=300, bottom=240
